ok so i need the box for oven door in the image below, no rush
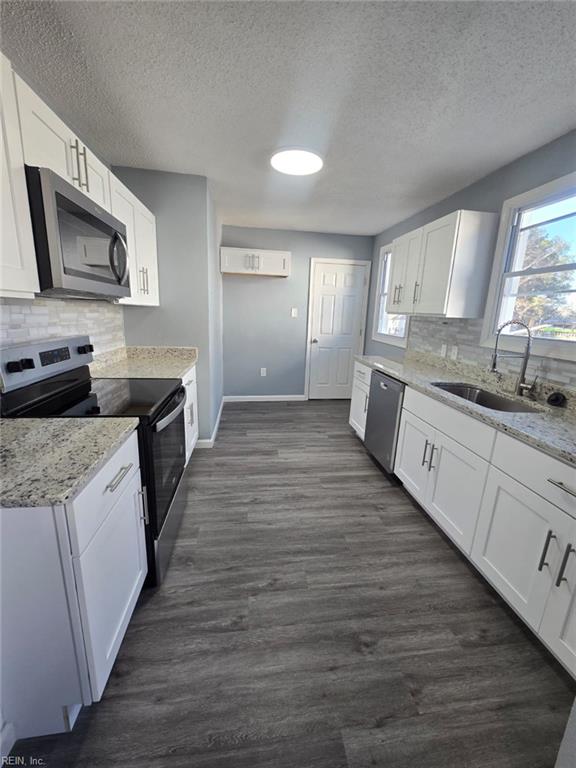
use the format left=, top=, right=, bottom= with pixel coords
left=26, top=165, right=130, bottom=299
left=147, top=386, right=187, bottom=537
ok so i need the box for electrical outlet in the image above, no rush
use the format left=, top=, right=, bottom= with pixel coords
left=440, top=344, right=447, bottom=358
left=260, top=368, right=267, bottom=377
left=291, top=307, right=298, bottom=318
left=450, top=345, right=458, bottom=361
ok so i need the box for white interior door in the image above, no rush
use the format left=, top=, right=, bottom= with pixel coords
left=308, top=260, right=369, bottom=399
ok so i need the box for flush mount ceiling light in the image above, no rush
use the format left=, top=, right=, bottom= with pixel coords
left=270, top=149, right=323, bottom=176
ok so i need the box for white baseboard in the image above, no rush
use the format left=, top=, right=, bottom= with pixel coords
left=0, top=719, right=16, bottom=762
left=196, top=398, right=224, bottom=449
left=222, top=394, right=307, bottom=402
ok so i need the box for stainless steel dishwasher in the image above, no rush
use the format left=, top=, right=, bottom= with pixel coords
left=363, top=370, right=405, bottom=473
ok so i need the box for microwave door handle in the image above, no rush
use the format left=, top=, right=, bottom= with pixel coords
left=109, top=232, right=128, bottom=284
left=154, top=392, right=186, bottom=433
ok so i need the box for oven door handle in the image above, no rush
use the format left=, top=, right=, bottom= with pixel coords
left=153, top=391, right=186, bottom=432
left=109, top=232, right=128, bottom=285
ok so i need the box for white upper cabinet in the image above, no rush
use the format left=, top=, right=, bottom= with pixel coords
left=0, top=54, right=39, bottom=298
left=220, top=247, right=291, bottom=277
left=386, top=210, right=498, bottom=317
left=110, top=176, right=159, bottom=307
left=15, top=73, right=111, bottom=211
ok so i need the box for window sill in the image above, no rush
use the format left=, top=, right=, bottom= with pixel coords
left=371, top=333, right=407, bottom=348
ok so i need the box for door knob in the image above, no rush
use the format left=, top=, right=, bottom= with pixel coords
left=311, top=338, right=319, bottom=344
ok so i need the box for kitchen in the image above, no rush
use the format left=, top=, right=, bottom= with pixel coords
left=1, top=1, right=575, bottom=766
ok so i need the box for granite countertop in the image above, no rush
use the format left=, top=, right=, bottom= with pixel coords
left=90, top=346, right=198, bottom=379
left=0, top=418, right=139, bottom=508
left=355, top=354, right=576, bottom=467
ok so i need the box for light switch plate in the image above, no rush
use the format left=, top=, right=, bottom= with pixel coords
left=450, top=345, right=458, bottom=361
left=260, top=368, right=267, bottom=377
left=440, top=344, right=447, bottom=358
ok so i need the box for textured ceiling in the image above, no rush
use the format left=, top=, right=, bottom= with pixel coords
left=1, top=1, right=575, bottom=235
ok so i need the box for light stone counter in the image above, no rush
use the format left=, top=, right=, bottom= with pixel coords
left=0, top=418, right=138, bottom=508
left=90, top=346, right=198, bottom=380
left=355, top=354, right=576, bottom=467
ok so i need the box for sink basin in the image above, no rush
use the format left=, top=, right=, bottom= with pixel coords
left=431, top=382, right=538, bottom=413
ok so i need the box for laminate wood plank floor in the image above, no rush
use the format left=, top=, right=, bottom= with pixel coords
left=13, top=401, right=575, bottom=767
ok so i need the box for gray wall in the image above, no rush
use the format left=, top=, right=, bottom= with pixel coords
left=221, top=227, right=374, bottom=396
left=364, top=130, right=576, bottom=365
left=114, top=167, right=222, bottom=439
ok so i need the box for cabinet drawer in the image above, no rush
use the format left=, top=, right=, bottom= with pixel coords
left=403, top=387, right=495, bottom=460
left=492, top=433, right=576, bottom=518
left=354, top=362, right=372, bottom=386
left=182, top=364, right=196, bottom=386
left=67, top=431, right=140, bottom=556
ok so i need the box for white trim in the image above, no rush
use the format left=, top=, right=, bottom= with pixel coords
left=304, top=258, right=372, bottom=398
left=480, top=172, right=576, bottom=362
left=371, top=245, right=408, bottom=348
left=196, top=398, right=223, bottom=449
left=223, top=394, right=307, bottom=402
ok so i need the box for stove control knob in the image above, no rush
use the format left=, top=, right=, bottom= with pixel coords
left=20, top=358, right=35, bottom=370
left=77, top=344, right=95, bottom=355
left=6, top=360, right=23, bottom=373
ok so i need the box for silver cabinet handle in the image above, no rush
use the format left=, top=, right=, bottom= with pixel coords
left=421, top=439, right=430, bottom=467
left=80, top=144, right=89, bottom=192
left=397, top=284, right=403, bottom=304
left=138, top=487, right=149, bottom=524
left=412, top=281, right=420, bottom=304
left=71, top=139, right=82, bottom=186
left=254, top=254, right=260, bottom=271
left=144, top=267, right=149, bottom=295
left=428, top=444, right=437, bottom=472
left=555, top=543, right=575, bottom=587
left=392, top=285, right=399, bottom=305
left=139, top=267, right=145, bottom=294
left=537, top=529, right=557, bottom=572
left=363, top=393, right=368, bottom=413
left=548, top=479, right=576, bottom=499
left=245, top=254, right=251, bottom=270
left=105, top=463, right=133, bottom=493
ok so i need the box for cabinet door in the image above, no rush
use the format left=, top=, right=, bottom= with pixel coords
left=471, top=467, right=571, bottom=630
left=387, top=230, right=421, bottom=313
left=349, top=379, right=369, bottom=440
left=540, top=518, right=576, bottom=676
left=394, top=410, right=433, bottom=503
left=110, top=177, right=141, bottom=303
left=134, top=205, right=159, bottom=306
left=15, top=74, right=74, bottom=182
left=84, top=146, right=111, bottom=211
left=415, top=211, right=459, bottom=315
left=0, top=55, right=39, bottom=297
left=425, top=430, right=489, bottom=553
left=72, top=470, right=147, bottom=701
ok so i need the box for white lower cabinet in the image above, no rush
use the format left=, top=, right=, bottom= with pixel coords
left=395, top=408, right=488, bottom=552
left=540, top=516, right=576, bottom=673
left=182, top=365, right=199, bottom=463
left=471, top=467, right=571, bottom=630
left=348, top=362, right=371, bottom=440
left=72, top=470, right=147, bottom=701
left=0, top=432, right=147, bottom=749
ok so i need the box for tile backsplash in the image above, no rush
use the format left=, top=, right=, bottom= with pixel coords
left=408, top=316, right=576, bottom=393
left=0, top=298, right=126, bottom=355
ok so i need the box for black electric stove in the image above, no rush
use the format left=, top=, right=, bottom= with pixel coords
left=0, top=336, right=188, bottom=587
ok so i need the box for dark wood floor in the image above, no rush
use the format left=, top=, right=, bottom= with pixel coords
left=15, top=401, right=575, bottom=767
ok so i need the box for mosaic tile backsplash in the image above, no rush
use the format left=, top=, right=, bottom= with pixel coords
left=0, top=297, right=126, bottom=356
left=407, top=316, right=576, bottom=396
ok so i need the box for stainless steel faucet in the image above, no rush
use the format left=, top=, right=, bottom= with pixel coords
left=490, top=320, right=534, bottom=396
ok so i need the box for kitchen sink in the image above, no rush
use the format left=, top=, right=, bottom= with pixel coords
left=431, top=382, right=538, bottom=413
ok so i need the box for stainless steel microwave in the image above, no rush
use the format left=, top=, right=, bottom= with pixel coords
left=25, top=166, right=130, bottom=300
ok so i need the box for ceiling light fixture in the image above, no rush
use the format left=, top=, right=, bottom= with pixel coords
left=270, top=149, right=323, bottom=176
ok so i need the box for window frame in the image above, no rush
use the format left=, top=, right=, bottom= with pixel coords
left=371, top=245, right=408, bottom=347
left=480, top=171, right=576, bottom=362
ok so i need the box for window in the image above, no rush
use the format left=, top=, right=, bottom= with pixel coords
left=372, top=245, right=408, bottom=346
left=482, top=172, right=576, bottom=361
